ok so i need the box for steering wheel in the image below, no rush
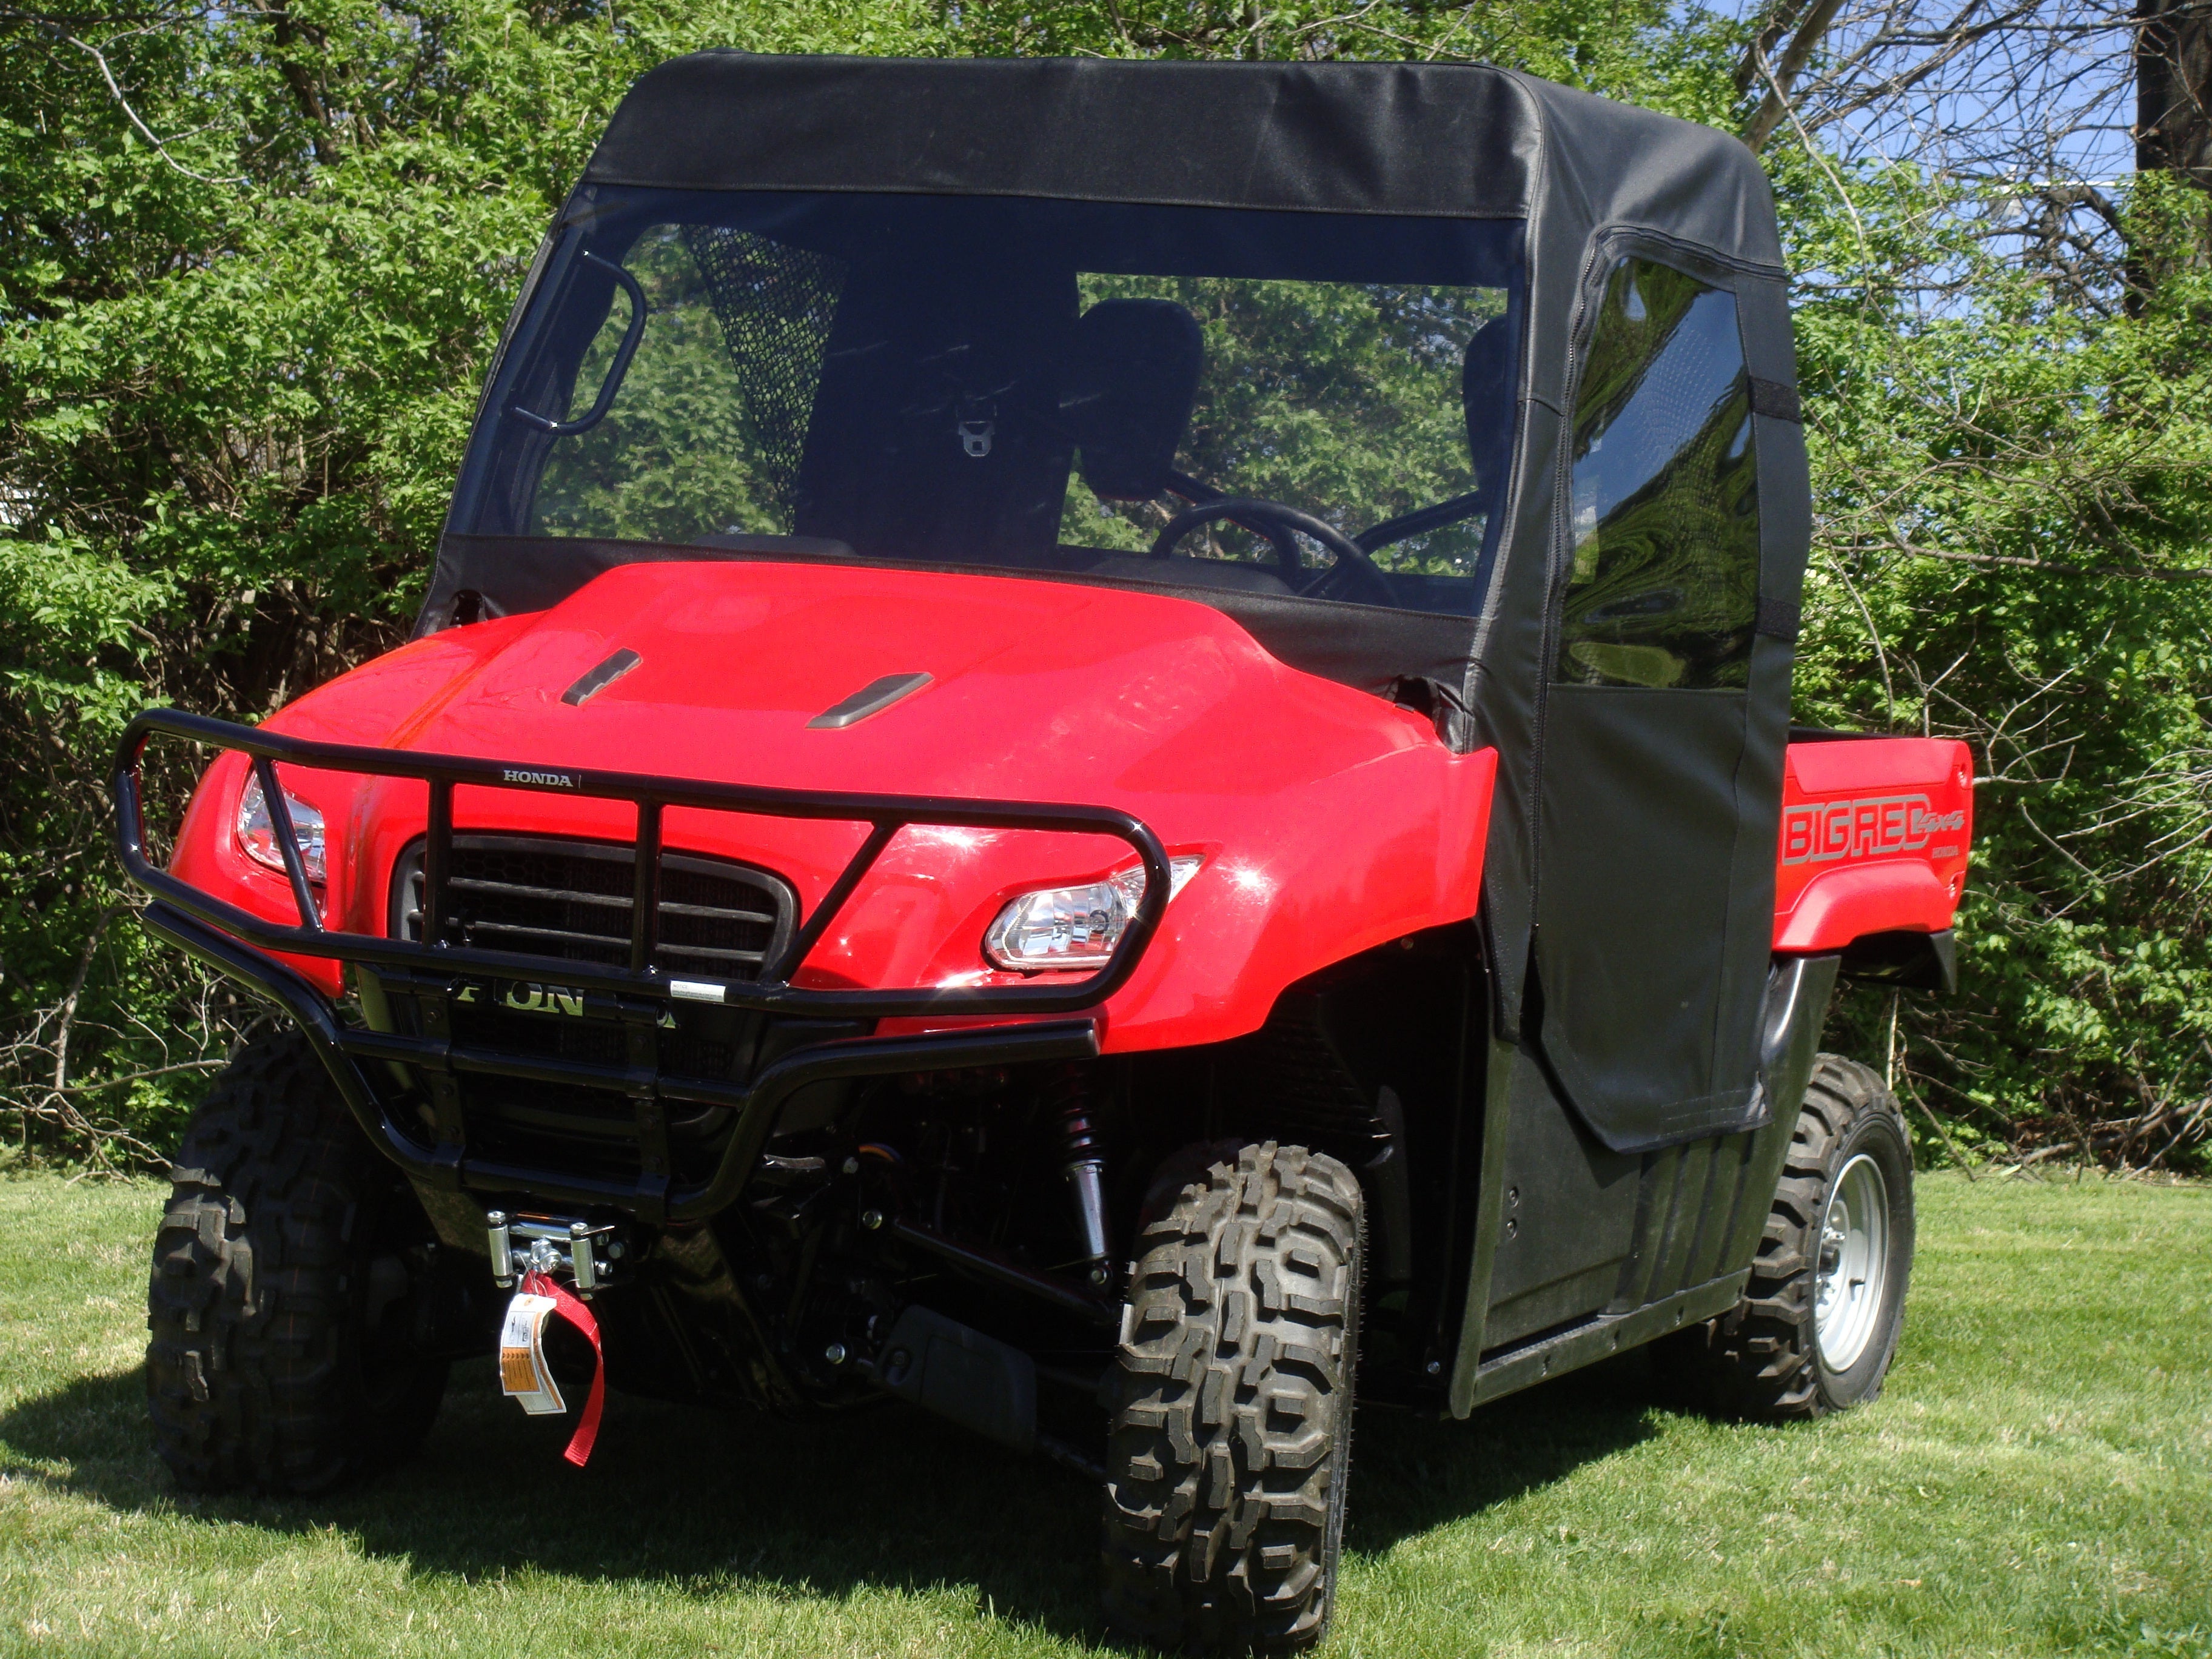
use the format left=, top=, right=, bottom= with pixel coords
left=1148, top=498, right=1395, bottom=605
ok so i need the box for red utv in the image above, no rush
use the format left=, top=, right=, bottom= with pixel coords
left=117, top=53, right=1972, bottom=1653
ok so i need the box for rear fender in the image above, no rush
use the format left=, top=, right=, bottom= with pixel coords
left=1774, top=736, right=1972, bottom=976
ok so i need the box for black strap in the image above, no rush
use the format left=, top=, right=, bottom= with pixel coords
left=1749, top=377, right=1803, bottom=423
left=1755, top=597, right=1801, bottom=642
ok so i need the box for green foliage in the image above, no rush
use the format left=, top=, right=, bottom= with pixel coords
left=1, top=0, right=2206, bottom=1170
left=1781, top=157, right=2212, bottom=1168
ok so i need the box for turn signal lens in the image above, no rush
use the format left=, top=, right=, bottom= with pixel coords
left=982, top=856, right=1202, bottom=972
left=236, top=773, right=327, bottom=884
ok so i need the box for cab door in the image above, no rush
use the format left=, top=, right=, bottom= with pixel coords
left=1529, top=249, right=1796, bottom=1163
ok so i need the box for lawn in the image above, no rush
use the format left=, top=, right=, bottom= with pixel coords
left=1, top=1170, right=2206, bottom=1658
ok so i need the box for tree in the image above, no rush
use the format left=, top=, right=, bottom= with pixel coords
left=2137, top=0, right=2212, bottom=189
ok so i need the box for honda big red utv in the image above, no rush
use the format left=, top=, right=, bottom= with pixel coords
left=117, top=52, right=1973, bottom=1653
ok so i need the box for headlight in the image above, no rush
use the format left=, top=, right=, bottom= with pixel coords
left=236, top=773, right=327, bottom=884
left=982, top=855, right=1202, bottom=972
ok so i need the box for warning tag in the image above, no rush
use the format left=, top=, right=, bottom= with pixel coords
left=498, top=1290, right=566, bottom=1416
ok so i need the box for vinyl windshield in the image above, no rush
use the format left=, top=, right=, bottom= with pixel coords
left=453, top=189, right=1526, bottom=618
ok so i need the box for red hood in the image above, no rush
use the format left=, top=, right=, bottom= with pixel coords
left=207, top=559, right=1493, bottom=1050
left=298, top=559, right=1421, bottom=800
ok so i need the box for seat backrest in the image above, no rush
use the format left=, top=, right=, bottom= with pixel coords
left=1061, top=298, right=1204, bottom=503
left=793, top=262, right=1077, bottom=564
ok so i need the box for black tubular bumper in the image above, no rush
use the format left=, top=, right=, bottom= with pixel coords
left=116, top=708, right=1165, bottom=1222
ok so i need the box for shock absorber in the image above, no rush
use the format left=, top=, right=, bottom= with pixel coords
left=1048, top=1063, right=1112, bottom=1287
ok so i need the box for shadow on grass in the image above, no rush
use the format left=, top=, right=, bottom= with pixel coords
left=0, top=1350, right=1663, bottom=1642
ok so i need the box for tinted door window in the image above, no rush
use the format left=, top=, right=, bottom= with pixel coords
left=1555, top=258, right=1759, bottom=689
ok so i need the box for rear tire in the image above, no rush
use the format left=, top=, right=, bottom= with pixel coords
left=1101, top=1141, right=1364, bottom=1654
left=147, top=1033, right=449, bottom=1493
left=1659, top=1053, right=1915, bottom=1419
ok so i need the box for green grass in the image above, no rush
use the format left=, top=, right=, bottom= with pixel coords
left=1, top=1172, right=2207, bottom=1658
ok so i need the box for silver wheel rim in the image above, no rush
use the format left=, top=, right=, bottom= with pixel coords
left=1814, top=1152, right=1890, bottom=1372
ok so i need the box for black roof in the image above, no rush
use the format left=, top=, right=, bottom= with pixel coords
left=583, top=54, right=1540, bottom=220
left=585, top=55, right=1774, bottom=243
left=577, top=53, right=1784, bottom=418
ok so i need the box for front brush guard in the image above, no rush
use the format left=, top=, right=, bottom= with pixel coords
left=116, top=708, right=1166, bottom=1223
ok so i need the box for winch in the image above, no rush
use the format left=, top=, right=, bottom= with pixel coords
left=485, top=1209, right=623, bottom=1293
left=486, top=1207, right=612, bottom=1466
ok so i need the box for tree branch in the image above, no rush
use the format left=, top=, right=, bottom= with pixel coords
left=50, top=25, right=240, bottom=184
left=51, top=904, right=121, bottom=1096
left=1746, top=0, right=1852, bottom=152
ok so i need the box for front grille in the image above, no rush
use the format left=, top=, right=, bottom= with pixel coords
left=378, top=835, right=799, bottom=1187
left=393, top=835, right=795, bottom=979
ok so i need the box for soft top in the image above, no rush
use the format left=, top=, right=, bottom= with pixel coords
left=580, top=55, right=1779, bottom=285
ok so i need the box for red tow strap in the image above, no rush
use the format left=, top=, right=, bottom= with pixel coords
left=521, top=1269, right=606, bottom=1467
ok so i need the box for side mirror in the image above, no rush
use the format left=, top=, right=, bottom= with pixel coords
left=1061, top=300, right=1204, bottom=501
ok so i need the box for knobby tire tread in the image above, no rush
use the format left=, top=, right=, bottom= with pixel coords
left=1101, top=1141, right=1364, bottom=1654
left=1666, top=1052, right=1910, bottom=1421
left=146, top=1033, right=446, bottom=1495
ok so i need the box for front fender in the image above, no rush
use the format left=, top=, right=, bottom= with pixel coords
left=872, top=745, right=1496, bottom=1051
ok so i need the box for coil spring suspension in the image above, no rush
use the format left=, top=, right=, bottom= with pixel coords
left=1047, top=1062, right=1111, bottom=1285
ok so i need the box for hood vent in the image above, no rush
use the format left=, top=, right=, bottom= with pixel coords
left=807, top=671, right=933, bottom=729
left=561, top=648, right=642, bottom=707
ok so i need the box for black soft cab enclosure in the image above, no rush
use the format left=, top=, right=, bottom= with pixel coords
left=432, top=54, right=1808, bottom=1171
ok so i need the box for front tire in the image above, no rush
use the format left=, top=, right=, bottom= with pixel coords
left=1101, top=1141, right=1364, bottom=1654
left=147, top=1033, right=449, bottom=1493
left=1661, top=1053, right=1915, bottom=1419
